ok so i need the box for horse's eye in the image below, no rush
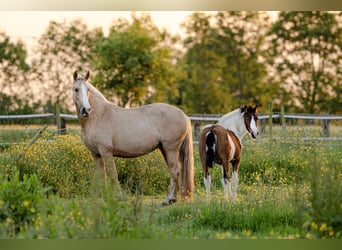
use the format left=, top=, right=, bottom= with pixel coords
left=75, top=88, right=79, bottom=92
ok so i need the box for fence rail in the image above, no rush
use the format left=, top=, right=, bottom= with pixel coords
left=1, top=112, right=342, bottom=144
left=188, top=113, right=342, bottom=121
left=2, top=113, right=342, bottom=121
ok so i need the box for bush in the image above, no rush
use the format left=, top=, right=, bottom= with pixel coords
left=298, top=146, right=342, bottom=239
left=116, top=151, right=169, bottom=195
left=7, top=133, right=95, bottom=198
left=0, top=167, right=46, bottom=234
left=4, top=133, right=171, bottom=197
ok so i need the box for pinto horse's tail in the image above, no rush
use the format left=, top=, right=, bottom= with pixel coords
left=179, top=119, right=194, bottom=202
left=205, top=130, right=216, bottom=168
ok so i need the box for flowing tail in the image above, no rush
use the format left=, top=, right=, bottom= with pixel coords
left=205, top=130, right=216, bottom=168
left=179, top=119, right=194, bottom=201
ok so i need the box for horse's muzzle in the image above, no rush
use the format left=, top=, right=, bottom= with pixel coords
left=81, top=107, right=91, bottom=117
left=251, top=131, right=259, bottom=139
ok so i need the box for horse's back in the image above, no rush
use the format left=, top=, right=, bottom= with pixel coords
left=199, top=124, right=241, bottom=165
left=138, top=103, right=190, bottom=136
left=199, top=124, right=229, bottom=164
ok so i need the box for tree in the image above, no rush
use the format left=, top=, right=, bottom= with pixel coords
left=0, top=31, right=34, bottom=114
left=92, top=12, right=177, bottom=107
left=179, top=11, right=276, bottom=113
left=267, top=11, right=342, bottom=113
left=175, top=12, right=230, bottom=113
left=31, top=19, right=103, bottom=112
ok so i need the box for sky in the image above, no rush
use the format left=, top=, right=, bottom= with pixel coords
left=0, top=11, right=278, bottom=50
left=0, top=11, right=197, bottom=45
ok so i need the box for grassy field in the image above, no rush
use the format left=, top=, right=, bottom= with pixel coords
left=0, top=125, right=341, bottom=239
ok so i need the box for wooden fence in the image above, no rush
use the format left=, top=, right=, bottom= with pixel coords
left=1, top=111, right=342, bottom=141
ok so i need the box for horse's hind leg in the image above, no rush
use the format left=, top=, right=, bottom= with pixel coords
left=199, top=147, right=211, bottom=200
left=221, top=163, right=232, bottom=201
left=160, top=147, right=180, bottom=206
left=203, top=168, right=211, bottom=201
left=231, top=159, right=240, bottom=200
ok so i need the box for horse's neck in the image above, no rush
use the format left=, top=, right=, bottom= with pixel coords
left=79, top=86, right=113, bottom=128
left=217, top=109, right=247, bottom=140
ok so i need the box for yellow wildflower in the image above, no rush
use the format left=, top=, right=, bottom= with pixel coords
left=23, top=200, right=30, bottom=207
left=319, top=223, right=327, bottom=232
left=311, top=221, right=318, bottom=230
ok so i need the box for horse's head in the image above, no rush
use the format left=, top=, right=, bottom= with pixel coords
left=73, top=70, right=92, bottom=118
left=241, top=105, right=259, bottom=139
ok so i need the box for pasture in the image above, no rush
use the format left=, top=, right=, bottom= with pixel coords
left=0, top=124, right=341, bottom=239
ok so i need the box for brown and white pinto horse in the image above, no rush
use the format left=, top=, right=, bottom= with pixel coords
left=72, top=71, right=194, bottom=206
left=198, top=105, right=259, bottom=200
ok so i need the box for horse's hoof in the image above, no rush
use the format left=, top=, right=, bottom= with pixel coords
left=161, top=198, right=177, bottom=206
left=161, top=201, right=170, bottom=206
left=170, top=198, right=177, bottom=203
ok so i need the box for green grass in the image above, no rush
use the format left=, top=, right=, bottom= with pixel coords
left=0, top=125, right=341, bottom=239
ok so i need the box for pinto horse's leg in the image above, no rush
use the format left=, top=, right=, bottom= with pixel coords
left=161, top=148, right=180, bottom=206
left=203, top=168, right=211, bottom=201
left=231, top=159, right=240, bottom=200
left=221, top=163, right=232, bottom=201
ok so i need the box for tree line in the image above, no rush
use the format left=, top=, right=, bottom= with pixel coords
left=0, top=11, right=341, bottom=115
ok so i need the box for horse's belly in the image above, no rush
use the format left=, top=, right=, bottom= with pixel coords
left=111, top=136, right=160, bottom=158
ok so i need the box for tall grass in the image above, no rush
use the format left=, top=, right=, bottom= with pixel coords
left=0, top=129, right=341, bottom=239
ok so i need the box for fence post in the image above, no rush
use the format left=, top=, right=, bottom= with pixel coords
left=268, top=101, right=273, bottom=141
left=280, top=105, right=285, bottom=137
left=56, top=104, right=66, bottom=135
left=322, top=115, right=330, bottom=137
left=27, top=124, right=48, bottom=147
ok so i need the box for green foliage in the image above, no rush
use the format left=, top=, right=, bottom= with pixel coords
left=31, top=19, right=103, bottom=112
left=27, top=187, right=154, bottom=239
left=0, top=31, right=29, bottom=74
left=180, top=11, right=275, bottom=113
left=4, top=133, right=170, bottom=197
left=297, top=145, right=342, bottom=239
left=268, top=11, right=342, bottom=113
left=6, top=133, right=95, bottom=198
left=0, top=167, right=46, bottom=234
left=0, top=129, right=341, bottom=239
left=0, top=31, right=35, bottom=114
left=92, top=12, right=177, bottom=107
left=116, top=151, right=169, bottom=195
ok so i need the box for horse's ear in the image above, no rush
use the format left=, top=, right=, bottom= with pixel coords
left=85, top=71, right=90, bottom=81
left=73, top=71, right=78, bottom=81
left=241, top=105, right=247, bottom=113
left=254, top=105, right=258, bottom=111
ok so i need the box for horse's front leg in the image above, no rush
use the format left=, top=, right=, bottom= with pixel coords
left=102, top=155, right=119, bottom=188
left=96, top=148, right=119, bottom=188
left=91, top=152, right=105, bottom=179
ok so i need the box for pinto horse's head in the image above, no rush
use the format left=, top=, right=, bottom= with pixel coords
left=241, top=105, right=259, bottom=139
left=72, top=70, right=92, bottom=118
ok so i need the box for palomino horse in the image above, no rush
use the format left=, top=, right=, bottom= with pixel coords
left=72, top=71, right=194, bottom=206
left=198, top=105, right=259, bottom=200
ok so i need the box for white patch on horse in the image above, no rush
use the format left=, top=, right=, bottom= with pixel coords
left=204, top=175, right=211, bottom=199
left=205, top=130, right=216, bottom=152
left=80, top=82, right=91, bottom=114
left=250, top=115, right=258, bottom=136
left=227, top=132, right=235, bottom=162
